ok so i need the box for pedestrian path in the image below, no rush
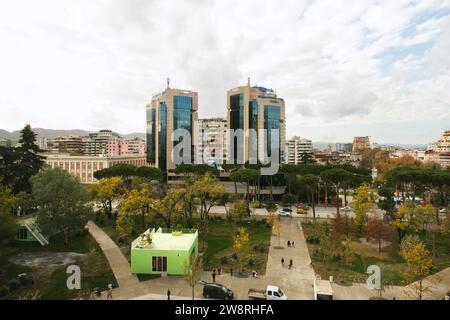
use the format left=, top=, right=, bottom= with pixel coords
left=87, top=221, right=141, bottom=289
left=265, top=218, right=316, bottom=299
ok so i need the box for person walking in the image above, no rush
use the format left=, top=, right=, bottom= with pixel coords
left=289, top=259, right=293, bottom=269
left=167, top=289, right=171, bottom=300
left=212, top=271, right=216, bottom=283
left=287, top=240, right=291, bottom=247
left=281, top=257, right=285, bottom=267
left=292, top=241, right=295, bottom=247
left=230, top=267, right=233, bottom=277
left=107, top=284, right=113, bottom=300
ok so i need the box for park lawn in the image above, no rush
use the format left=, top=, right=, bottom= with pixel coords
left=303, top=222, right=407, bottom=286
left=200, top=218, right=272, bottom=275
left=0, top=233, right=117, bottom=300
left=303, top=222, right=450, bottom=286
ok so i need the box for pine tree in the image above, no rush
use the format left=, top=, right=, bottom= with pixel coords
left=15, top=125, right=45, bottom=193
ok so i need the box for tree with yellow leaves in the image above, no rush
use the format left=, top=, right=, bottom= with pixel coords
left=0, top=183, right=16, bottom=240
left=400, top=235, right=435, bottom=300
left=353, top=185, right=378, bottom=236
left=119, top=185, right=152, bottom=229
left=89, top=177, right=123, bottom=219
left=233, top=227, right=250, bottom=272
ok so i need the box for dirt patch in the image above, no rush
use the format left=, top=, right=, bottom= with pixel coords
left=9, top=252, right=85, bottom=268
left=351, top=239, right=392, bottom=260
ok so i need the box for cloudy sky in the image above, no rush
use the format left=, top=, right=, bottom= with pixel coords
left=0, top=0, right=449, bottom=144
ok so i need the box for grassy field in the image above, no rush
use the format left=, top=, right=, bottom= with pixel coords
left=200, top=218, right=272, bottom=275
left=0, top=233, right=117, bottom=300
left=302, top=222, right=450, bottom=286
left=97, top=214, right=273, bottom=275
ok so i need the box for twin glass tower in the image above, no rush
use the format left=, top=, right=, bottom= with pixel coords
left=146, top=79, right=285, bottom=173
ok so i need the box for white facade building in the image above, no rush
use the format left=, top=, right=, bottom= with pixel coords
left=285, top=136, right=313, bottom=164
left=195, top=118, right=227, bottom=166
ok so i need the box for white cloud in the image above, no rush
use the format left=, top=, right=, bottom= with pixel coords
left=0, top=0, right=449, bottom=143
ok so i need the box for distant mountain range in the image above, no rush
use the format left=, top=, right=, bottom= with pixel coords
left=0, top=128, right=146, bottom=141
left=0, top=128, right=427, bottom=150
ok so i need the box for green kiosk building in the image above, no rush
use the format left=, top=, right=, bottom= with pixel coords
left=131, top=228, right=198, bottom=275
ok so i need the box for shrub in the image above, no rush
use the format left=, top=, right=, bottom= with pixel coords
left=0, top=286, right=9, bottom=300
left=8, top=279, right=20, bottom=292
left=332, top=254, right=342, bottom=262
left=220, top=256, right=229, bottom=264
left=307, top=235, right=320, bottom=244
left=247, top=259, right=255, bottom=267
left=231, top=253, right=238, bottom=260
left=253, top=244, right=266, bottom=253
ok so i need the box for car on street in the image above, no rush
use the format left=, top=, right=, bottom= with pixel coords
left=296, top=207, right=307, bottom=214
left=202, top=283, right=234, bottom=300
left=278, top=207, right=292, bottom=217
left=248, top=285, right=288, bottom=300
left=341, top=206, right=352, bottom=212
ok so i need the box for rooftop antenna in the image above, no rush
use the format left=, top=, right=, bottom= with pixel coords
left=166, top=77, right=170, bottom=89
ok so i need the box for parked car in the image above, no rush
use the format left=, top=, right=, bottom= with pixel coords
left=203, top=283, right=234, bottom=300
left=296, top=203, right=309, bottom=210
left=341, top=206, right=352, bottom=212
left=296, top=207, right=307, bottom=214
left=278, top=207, right=292, bottom=217
left=248, top=285, right=288, bottom=300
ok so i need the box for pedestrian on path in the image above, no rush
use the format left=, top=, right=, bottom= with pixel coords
left=167, top=289, right=171, bottom=300
left=292, top=241, right=295, bottom=247
left=287, top=240, right=291, bottom=247
left=289, top=259, right=293, bottom=269
left=107, top=284, right=113, bottom=300
left=281, top=257, right=285, bottom=267
left=230, top=268, right=233, bottom=277
left=212, top=271, right=216, bottom=283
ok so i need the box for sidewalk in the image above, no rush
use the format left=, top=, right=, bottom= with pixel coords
left=265, top=218, right=316, bottom=299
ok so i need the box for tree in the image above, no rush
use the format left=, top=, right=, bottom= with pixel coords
left=152, top=188, right=184, bottom=228
left=31, top=168, right=92, bottom=245
left=0, top=184, right=16, bottom=240
left=390, top=204, right=420, bottom=242
left=193, top=174, right=225, bottom=231
left=183, top=254, right=203, bottom=300
left=353, top=185, right=378, bottom=236
left=119, top=185, right=152, bottom=230
left=15, top=191, right=36, bottom=216
left=233, top=227, right=250, bottom=273
left=343, top=237, right=355, bottom=265
left=229, top=200, right=247, bottom=224
left=230, top=169, right=260, bottom=216
left=298, top=174, right=319, bottom=222
left=0, top=125, right=45, bottom=194
left=332, top=211, right=350, bottom=237
left=366, top=213, right=394, bottom=252
left=116, top=214, right=135, bottom=241
left=281, top=193, right=297, bottom=208
left=15, top=125, right=45, bottom=194
left=320, top=168, right=352, bottom=215
left=89, top=177, right=123, bottom=219
left=377, top=186, right=397, bottom=220
left=400, top=235, right=434, bottom=300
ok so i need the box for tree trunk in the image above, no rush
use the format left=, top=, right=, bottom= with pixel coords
left=311, top=190, right=316, bottom=223
left=269, top=176, right=274, bottom=201
left=108, top=199, right=112, bottom=219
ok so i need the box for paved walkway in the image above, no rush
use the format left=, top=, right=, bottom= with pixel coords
left=264, top=218, right=316, bottom=299
left=87, top=221, right=145, bottom=298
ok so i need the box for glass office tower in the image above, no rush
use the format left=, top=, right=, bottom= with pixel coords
left=226, top=80, right=286, bottom=164
left=146, top=85, right=198, bottom=172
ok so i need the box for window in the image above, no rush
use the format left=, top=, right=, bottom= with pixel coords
left=264, top=105, right=281, bottom=160
left=152, top=256, right=168, bottom=272
left=158, top=102, right=167, bottom=170
left=17, top=228, right=27, bottom=240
